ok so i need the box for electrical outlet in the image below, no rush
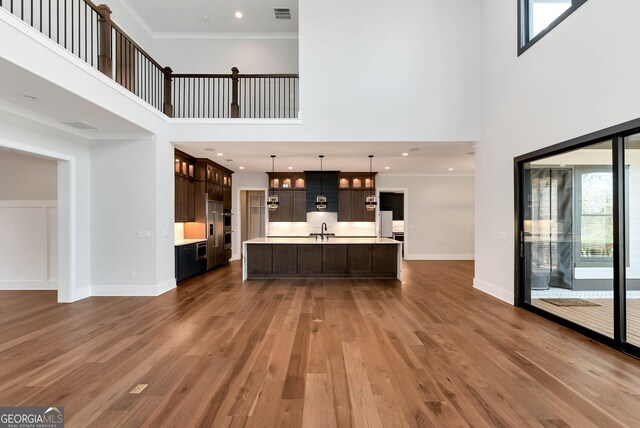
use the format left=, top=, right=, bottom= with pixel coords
left=499, top=232, right=507, bottom=241
left=137, top=231, right=151, bottom=239
left=130, top=271, right=136, bottom=279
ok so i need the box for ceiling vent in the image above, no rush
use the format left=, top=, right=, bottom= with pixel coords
left=274, top=8, right=291, bottom=19
left=63, top=121, right=99, bottom=130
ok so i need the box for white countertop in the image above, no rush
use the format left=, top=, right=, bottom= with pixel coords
left=244, top=237, right=401, bottom=245
left=175, top=239, right=207, bottom=246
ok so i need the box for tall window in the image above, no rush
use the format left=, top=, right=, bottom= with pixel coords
left=519, top=0, right=588, bottom=55
left=576, top=168, right=613, bottom=261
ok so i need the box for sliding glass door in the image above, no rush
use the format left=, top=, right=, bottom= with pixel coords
left=521, top=140, right=615, bottom=338
left=516, top=124, right=640, bottom=357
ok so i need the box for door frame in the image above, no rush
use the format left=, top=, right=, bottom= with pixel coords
left=376, top=187, right=408, bottom=258
left=234, top=187, right=268, bottom=260
left=0, top=137, right=76, bottom=303
left=514, top=118, right=640, bottom=360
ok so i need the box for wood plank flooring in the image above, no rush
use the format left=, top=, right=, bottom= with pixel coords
left=533, top=298, right=640, bottom=344
left=1, top=260, right=640, bottom=427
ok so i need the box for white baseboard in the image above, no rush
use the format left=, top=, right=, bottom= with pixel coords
left=0, top=280, right=57, bottom=290
left=473, top=278, right=514, bottom=305
left=92, top=279, right=177, bottom=297
left=71, top=287, right=92, bottom=302
left=405, top=253, right=475, bottom=261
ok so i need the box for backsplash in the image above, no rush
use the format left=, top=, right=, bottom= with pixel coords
left=268, top=212, right=376, bottom=237
left=392, top=221, right=405, bottom=233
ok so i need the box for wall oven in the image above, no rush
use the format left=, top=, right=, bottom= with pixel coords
left=223, top=232, right=232, bottom=251
left=223, top=209, right=232, bottom=230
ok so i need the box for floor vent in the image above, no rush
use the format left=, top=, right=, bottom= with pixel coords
left=274, top=8, right=291, bottom=19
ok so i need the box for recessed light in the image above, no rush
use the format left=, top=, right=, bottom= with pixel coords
left=235, top=11, right=243, bottom=18
left=385, top=166, right=390, bottom=170
left=560, top=164, right=566, bottom=167
left=402, top=153, right=409, bottom=157
left=448, top=168, right=454, bottom=171
left=288, top=166, right=293, bottom=170
left=23, top=95, right=38, bottom=100
left=202, top=15, right=209, bottom=21
left=217, top=153, right=224, bottom=156
left=239, top=166, right=245, bottom=170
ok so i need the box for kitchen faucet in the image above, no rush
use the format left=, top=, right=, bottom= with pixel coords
left=321, top=222, right=328, bottom=240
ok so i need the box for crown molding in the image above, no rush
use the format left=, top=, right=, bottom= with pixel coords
left=0, top=99, right=91, bottom=139
left=153, top=32, right=299, bottom=40
left=113, top=0, right=156, bottom=39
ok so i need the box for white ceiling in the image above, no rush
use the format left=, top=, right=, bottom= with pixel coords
left=175, top=141, right=476, bottom=175
left=124, top=0, right=298, bottom=34
left=0, top=58, right=149, bottom=138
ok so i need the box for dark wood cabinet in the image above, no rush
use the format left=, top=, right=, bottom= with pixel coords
left=338, top=189, right=351, bottom=222
left=175, top=176, right=195, bottom=222
left=348, top=245, right=373, bottom=274
left=246, top=245, right=273, bottom=275
left=297, top=245, right=323, bottom=274
left=223, top=187, right=232, bottom=209
left=380, top=193, right=404, bottom=220
left=373, top=245, right=398, bottom=275
left=176, top=243, right=204, bottom=282
left=245, top=243, right=398, bottom=278
left=350, top=190, right=366, bottom=222
left=293, top=190, right=307, bottom=222
left=322, top=245, right=348, bottom=274
left=273, top=245, right=297, bottom=274
left=268, top=189, right=307, bottom=222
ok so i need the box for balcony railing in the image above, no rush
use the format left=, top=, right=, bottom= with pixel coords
left=0, top=0, right=299, bottom=119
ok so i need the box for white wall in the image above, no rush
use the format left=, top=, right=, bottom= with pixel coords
left=476, top=0, right=640, bottom=303
left=170, top=0, right=481, bottom=143
left=0, top=149, right=57, bottom=199
left=155, top=37, right=298, bottom=74
left=378, top=175, right=475, bottom=260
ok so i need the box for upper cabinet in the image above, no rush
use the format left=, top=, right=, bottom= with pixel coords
left=268, top=172, right=307, bottom=222
left=338, top=172, right=375, bottom=190
left=338, top=172, right=377, bottom=222
left=175, top=149, right=234, bottom=223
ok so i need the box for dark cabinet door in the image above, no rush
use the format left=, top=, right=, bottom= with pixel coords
left=298, top=245, right=322, bottom=274
left=187, top=179, right=196, bottom=222
left=293, top=190, right=307, bottom=222
left=177, top=244, right=196, bottom=281
left=247, top=245, right=273, bottom=275
left=279, top=191, right=294, bottom=222
left=350, top=190, right=366, bottom=222
left=348, top=245, right=372, bottom=274
left=373, top=245, right=398, bottom=275
left=175, top=176, right=181, bottom=221
left=272, top=245, right=297, bottom=274
left=223, top=187, right=232, bottom=210
left=268, top=191, right=281, bottom=222
left=338, top=189, right=351, bottom=222
left=322, top=245, right=348, bottom=274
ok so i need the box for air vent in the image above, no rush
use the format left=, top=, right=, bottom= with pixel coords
left=63, top=121, right=99, bottom=130
left=274, top=8, right=291, bottom=19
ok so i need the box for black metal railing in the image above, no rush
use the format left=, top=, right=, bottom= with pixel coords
left=0, top=0, right=101, bottom=67
left=0, top=0, right=300, bottom=118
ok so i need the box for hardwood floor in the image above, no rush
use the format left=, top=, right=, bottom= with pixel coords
left=1, top=260, right=640, bottom=427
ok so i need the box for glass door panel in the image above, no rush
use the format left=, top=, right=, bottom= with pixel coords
left=625, top=134, right=640, bottom=347
left=523, top=140, right=614, bottom=338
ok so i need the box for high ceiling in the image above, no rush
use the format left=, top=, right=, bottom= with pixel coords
left=175, top=141, right=476, bottom=175
left=123, top=0, right=298, bottom=34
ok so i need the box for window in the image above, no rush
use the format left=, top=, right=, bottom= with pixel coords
left=518, top=0, right=588, bottom=55
left=576, top=168, right=613, bottom=261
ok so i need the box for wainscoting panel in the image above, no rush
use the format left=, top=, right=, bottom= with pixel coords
left=0, top=201, right=57, bottom=290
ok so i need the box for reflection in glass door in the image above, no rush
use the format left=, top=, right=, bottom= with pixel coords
left=625, top=134, right=640, bottom=347
left=521, top=140, right=614, bottom=338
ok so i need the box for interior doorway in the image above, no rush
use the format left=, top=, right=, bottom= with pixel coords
left=0, top=140, right=74, bottom=303
left=240, top=190, right=266, bottom=256
left=378, top=189, right=407, bottom=257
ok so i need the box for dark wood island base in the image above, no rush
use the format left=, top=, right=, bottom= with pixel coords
left=242, top=238, right=402, bottom=280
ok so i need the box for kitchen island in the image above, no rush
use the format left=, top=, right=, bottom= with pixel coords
left=242, top=237, right=402, bottom=280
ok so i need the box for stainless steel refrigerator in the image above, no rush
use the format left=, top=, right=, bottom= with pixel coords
left=206, top=200, right=225, bottom=270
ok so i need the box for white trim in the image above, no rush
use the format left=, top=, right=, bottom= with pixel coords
left=92, top=279, right=176, bottom=297
left=405, top=253, right=475, bottom=260
left=0, top=281, right=57, bottom=290
left=473, top=278, right=514, bottom=305
left=0, top=200, right=57, bottom=208
left=169, top=118, right=302, bottom=126
left=154, top=32, right=299, bottom=40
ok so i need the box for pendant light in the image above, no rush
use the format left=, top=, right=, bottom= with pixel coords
left=365, top=155, right=377, bottom=212
left=316, top=155, right=327, bottom=211
left=268, top=155, right=279, bottom=211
